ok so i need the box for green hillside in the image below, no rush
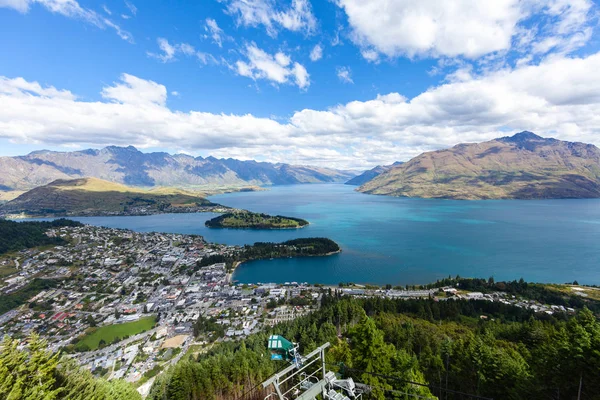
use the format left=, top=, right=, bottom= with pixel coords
left=0, top=334, right=140, bottom=400
left=0, top=218, right=82, bottom=255
left=148, top=291, right=600, bottom=400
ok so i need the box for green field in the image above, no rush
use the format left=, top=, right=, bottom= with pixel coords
left=76, top=316, right=156, bottom=351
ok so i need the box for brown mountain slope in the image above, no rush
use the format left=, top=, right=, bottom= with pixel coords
left=358, top=132, right=600, bottom=200
left=0, top=178, right=217, bottom=216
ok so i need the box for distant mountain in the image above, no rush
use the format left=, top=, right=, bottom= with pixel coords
left=0, top=146, right=356, bottom=198
left=345, top=162, right=403, bottom=186
left=0, top=177, right=217, bottom=216
left=358, top=132, right=600, bottom=199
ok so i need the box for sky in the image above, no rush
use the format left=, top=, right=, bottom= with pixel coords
left=1, top=0, right=600, bottom=170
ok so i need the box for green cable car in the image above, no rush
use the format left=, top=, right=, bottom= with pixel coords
left=268, top=335, right=299, bottom=363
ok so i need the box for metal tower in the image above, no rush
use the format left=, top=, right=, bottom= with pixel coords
left=263, top=337, right=365, bottom=400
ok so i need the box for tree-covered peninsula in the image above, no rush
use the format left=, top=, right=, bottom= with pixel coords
left=197, top=237, right=340, bottom=271
left=205, top=211, right=309, bottom=229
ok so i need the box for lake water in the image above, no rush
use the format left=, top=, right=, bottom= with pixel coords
left=52, top=184, right=600, bottom=286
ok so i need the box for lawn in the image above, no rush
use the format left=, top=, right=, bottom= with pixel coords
left=76, top=316, right=156, bottom=351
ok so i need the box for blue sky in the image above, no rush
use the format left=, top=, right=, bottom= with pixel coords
left=1, top=0, right=600, bottom=169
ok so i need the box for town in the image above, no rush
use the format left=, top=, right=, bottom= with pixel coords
left=0, top=224, right=583, bottom=396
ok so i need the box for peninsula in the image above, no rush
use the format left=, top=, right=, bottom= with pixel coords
left=197, top=237, right=341, bottom=272
left=0, top=177, right=231, bottom=218
left=205, top=211, right=309, bottom=229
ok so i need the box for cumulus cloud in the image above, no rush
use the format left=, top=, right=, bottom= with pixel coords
left=223, top=0, right=316, bottom=37
left=336, top=66, right=353, bottom=83
left=0, top=76, right=75, bottom=100
left=235, top=43, right=310, bottom=89
left=3, top=53, right=600, bottom=168
left=101, top=74, right=166, bottom=106
left=0, top=0, right=133, bottom=42
left=309, top=44, right=322, bottom=61
left=336, top=0, right=595, bottom=61
left=147, top=38, right=217, bottom=65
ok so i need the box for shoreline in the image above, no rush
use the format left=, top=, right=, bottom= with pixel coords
left=230, top=248, right=342, bottom=278
left=2, top=206, right=236, bottom=220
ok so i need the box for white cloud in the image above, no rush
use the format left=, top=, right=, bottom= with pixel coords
left=147, top=38, right=217, bottom=65
left=360, top=49, right=379, bottom=63
left=292, top=63, right=309, bottom=89
left=0, top=0, right=28, bottom=12
left=336, top=0, right=595, bottom=61
left=336, top=66, right=353, bottom=83
left=205, top=18, right=225, bottom=47
left=275, top=52, right=291, bottom=66
left=149, top=38, right=177, bottom=62
left=101, top=74, right=167, bottom=106
left=0, top=0, right=29, bottom=12
left=0, top=76, right=75, bottom=100
left=309, top=44, right=322, bottom=61
left=223, top=0, right=316, bottom=37
left=124, top=0, right=136, bottom=16
left=102, top=4, right=111, bottom=15
left=235, top=43, right=310, bottom=89
left=103, top=18, right=133, bottom=42
left=0, top=0, right=133, bottom=42
left=3, top=53, right=600, bottom=168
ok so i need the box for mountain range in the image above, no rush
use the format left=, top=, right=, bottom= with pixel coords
left=358, top=131, right=600, bottom=199
left=345, top=162, right=403, bottom=186
left=3, top=132, right=600, bottom=204
left=0, top=146, right=356, bottom=200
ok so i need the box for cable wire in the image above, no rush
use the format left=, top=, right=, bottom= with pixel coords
left=235, top=361, right=292, bottom=400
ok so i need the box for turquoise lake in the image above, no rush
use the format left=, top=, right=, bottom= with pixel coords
left=56, top=184, right=600, bottom=285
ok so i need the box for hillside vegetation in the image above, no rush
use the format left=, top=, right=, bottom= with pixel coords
left=0, top=279, right=59, bottom=314
left=359, top=131, right=600, bottom=199
left=0, top=334, right=140, bottom=400
left=196, top=238, right=340, bottom=271
left=0, top=218, right=82, bottom=255
left=148, top=293, right=600, bottom=400
left=0, top=177, right=216, bottom=216
left=205, top=211, right=309, bottom=229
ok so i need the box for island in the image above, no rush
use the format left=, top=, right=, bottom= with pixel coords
left=205, top=211, right=309, bottom=229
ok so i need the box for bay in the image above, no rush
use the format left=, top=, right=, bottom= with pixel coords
left=44, top=184, right=600, bottom=286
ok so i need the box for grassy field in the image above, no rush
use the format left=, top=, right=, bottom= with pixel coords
left=76, top=316, right=156, bottom=351
left=543, top=283, right=600, bottom=302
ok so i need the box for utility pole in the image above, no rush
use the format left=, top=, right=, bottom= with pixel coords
left=577, top=374, right=583, bottom=400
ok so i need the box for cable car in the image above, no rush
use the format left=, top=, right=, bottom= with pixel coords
left=268, top=335, right=298, bottom=363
